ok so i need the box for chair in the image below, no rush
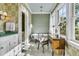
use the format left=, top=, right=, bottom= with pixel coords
left=37, top=33, right=50, bottom=53
left=37, top=33, right=42, bottom=49
left=29, top=34, right=39, bottom=43
left=42, top=39, right=50, bottom=53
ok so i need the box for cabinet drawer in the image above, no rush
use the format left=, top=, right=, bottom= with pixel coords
left=52, top=40, right=60, bottom=49
left=51, top=39, right=65, bottom=49
left=0, top=41, right=9, bottom=55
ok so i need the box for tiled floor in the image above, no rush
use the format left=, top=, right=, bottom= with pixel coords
left=23, top=42, right=68, bottom=56
left=25, top=42, right=52, bottom=56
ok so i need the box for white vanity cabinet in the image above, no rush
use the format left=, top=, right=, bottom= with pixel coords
left=0, top=34, right=22, bottom=56
left=4, top=44, right=22, bottom=56
left=8, top=34, right=18, bottom=50
left=0, top=36, right=9, bottom=56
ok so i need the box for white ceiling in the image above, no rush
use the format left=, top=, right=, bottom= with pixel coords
left=27, top=3, right=57, bottom=14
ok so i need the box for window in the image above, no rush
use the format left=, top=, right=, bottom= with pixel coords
left=59, top=4, right=67, bottom=35
left=52, top=15, right=56, bottom=35
left=49, top=15, right=56, bottom=35
left=75, top=3, right=79, bottom=40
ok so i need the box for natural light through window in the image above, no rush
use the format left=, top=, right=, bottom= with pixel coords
left=59, top=4, right=67, bottom=35
left=75, top=3, right=79, bottom=40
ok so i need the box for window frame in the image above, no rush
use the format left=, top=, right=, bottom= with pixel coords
left=58, top=4, right=67, bottom=38
left=74, top=3, right=79, bottom=41
left=49, top=12, right=56, bottom=37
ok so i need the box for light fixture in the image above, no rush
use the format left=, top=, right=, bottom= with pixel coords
left=40, top=5, right=43, bottom=9
left=40, top=5, right=43, bottom=14
left=0, top=11, right=11, bottom=26
left=0, top=11, right=8, bottom=20
left=2, top=12, right=11, bottom=21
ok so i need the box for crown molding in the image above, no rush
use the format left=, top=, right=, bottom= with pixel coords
left=26, top=3, right=32, bottom=13
left=31, top=12, right=50, bottom=14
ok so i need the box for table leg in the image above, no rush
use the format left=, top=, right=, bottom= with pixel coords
left=42, top=45, right=44, bottom=53
left=37, top=42, right=40, bottom=50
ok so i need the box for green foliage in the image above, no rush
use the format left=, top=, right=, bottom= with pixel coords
left=75, top=3, right=79, bottom=14
left=75, top=4, right=79, bottom=40
left=60, top=17, right=66, bottom=35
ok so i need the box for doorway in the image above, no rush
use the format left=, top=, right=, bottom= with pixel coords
left=22, top=12, right=25, bottom=42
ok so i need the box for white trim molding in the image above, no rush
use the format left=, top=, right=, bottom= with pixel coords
left=67, top=40, right=79, bottom=50
left=25, top=3, right=32, bottom=13
left=31, top=12, right=50, bottom=14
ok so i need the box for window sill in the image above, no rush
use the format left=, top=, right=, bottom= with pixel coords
left=60, top=35, right=66, bottom=39
left=67, top=40, right=79, bottom=50
left=60, top=34, right=79, bottom=50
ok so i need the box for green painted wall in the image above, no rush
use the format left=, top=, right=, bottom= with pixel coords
left=0, top=3, right=18, bottom=31
left=32, top=14, right=50, bottom=34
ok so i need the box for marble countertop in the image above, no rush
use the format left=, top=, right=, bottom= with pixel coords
left=0, top=31, right=18, bottom=37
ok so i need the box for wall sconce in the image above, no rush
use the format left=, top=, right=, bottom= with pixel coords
left=3, top=12, right=11, bottom=22
left=1, top=12, right=11, bottom=21
left=0, top=11, right=9, bottom=20
left=0, top=11, right=11, bottom=27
